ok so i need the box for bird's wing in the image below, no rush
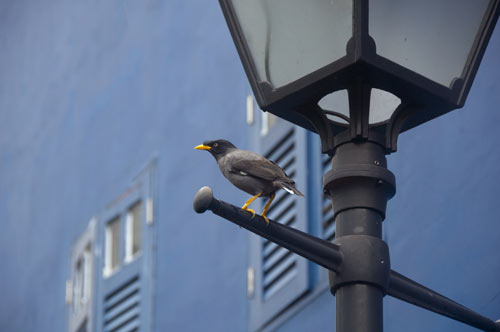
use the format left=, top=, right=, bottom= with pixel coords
left=228, top=150, right=286, bottom=181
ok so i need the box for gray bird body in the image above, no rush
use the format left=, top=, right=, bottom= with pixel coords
left=196, top=139, right=303, bottom=198
left=218, top=149, right=297, bottom=197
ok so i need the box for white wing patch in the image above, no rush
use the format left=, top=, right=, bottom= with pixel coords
left=239, top=171, right=248, bottom=176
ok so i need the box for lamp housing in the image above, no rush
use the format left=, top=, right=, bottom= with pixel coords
left=220, top=0, right=500, bottom=152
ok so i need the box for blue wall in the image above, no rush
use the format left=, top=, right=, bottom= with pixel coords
left=0, top=1, right=250, bottom=331
left=0, top=1, right=499, bottom=332
left=384, top=25, right=500, bottom=331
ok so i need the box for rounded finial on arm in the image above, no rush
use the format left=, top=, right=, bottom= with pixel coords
left=193, top=186, right=214, bottom=213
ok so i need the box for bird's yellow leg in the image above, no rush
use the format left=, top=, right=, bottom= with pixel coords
left=260, top=193, right=275, bottom=225
left=241, top=193, right=262, bottom=218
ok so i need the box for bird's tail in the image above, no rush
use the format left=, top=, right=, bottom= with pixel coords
left=279, top=182, right=304, bottom=197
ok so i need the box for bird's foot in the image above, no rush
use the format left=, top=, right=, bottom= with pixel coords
left=261, top=214, right=270, bottom=225
left=242, top=207, right=256, bottom=218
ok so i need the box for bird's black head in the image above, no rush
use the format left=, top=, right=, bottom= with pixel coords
left=194, top=139, right=237, bottom=160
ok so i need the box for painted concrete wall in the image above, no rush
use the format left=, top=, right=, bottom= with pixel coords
left=0, top=1, right=250, bottom=331
left=0, top=1, right=499, bottom=332
left=383, top=25, right=500, bottom=332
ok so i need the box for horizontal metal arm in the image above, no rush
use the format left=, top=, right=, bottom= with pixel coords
left=193, top=186, right=343, bottom=272
left=193, top=186, right=499, bottom=331
left=388, top=270, right=500, bottom=332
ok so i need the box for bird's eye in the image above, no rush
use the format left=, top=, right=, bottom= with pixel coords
left=213, top=143, right=218, bottom=147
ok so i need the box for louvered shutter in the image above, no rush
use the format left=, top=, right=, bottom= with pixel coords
left=102, top=275, right=141, bottom=331
left=95, top=168, right=155, bottom=332
left=249, top=115, right=310, bottom=331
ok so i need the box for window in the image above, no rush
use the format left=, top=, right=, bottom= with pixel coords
left=248, top=112, right=310, bottom=331
left=67, top=163, right=156, bottom=332
left=73, top=245, right=91, bottom=311
left=73, top=258, right=83, bottom=312
left=94, top=163, right=156, bottom=332
left=247, top=101, right=337, bottom=331
left=104, top=216, right=121, bottom=277
left=125, top=201, right=142, bottom=262
left=67, top=219, right=96, bottom=332
left=260, top=112, right=278, bottom=136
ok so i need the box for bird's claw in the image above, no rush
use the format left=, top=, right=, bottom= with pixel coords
left=242, top=208, right=256, bottom=218
left=262, top=215, right=270, bottom=225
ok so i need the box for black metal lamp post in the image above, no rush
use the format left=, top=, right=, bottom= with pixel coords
left=194, top=1, right=500, bottom=331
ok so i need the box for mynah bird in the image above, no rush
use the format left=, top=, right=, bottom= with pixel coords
left=194, top=139, right=303, bottom=224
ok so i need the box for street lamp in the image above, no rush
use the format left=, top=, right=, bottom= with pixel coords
left=194, top=1, right=500, bottom=332
left=220, top=0, right=499, bottom=153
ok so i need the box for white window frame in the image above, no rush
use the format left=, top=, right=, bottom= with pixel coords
left=81, top=246, right=91, bottom=304
left=103, top=217, right=120, bottom=277
left=124, top=201, right=142, bottom=263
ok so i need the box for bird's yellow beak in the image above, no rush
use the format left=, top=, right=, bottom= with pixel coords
left=194, top=144, right=211, bottom=150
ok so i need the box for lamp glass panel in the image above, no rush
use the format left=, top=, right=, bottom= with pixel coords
left=319, top=89, right=400, bottom=125
left=369, top=89, right=401, bottom=124
left=231, top=0, right=352, bottom=89
left=319, top=90, right=350, bottom=124
left=370, top=0, right=489, bottom=87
